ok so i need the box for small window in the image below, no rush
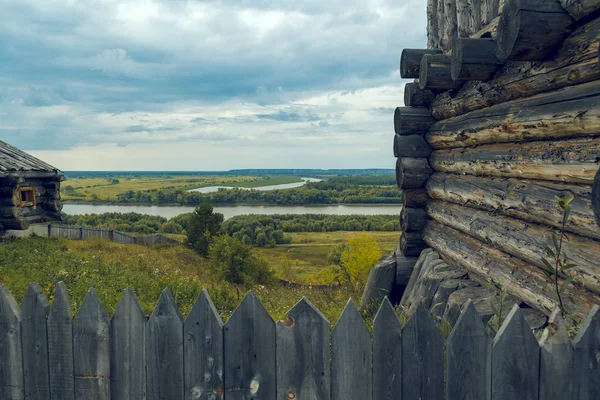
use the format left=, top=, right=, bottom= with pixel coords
left=18, top=187, right=36, bottom=207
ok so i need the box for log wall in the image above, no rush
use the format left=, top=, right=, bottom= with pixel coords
left=395, top=0, right=600, bottom=318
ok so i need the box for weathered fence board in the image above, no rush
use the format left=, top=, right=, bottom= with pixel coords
left=48, top=282, right=75, bottom=400
left=373, top=298, right=402, bottom=400
left=401, top=302, right=444, bottom=400
left=276, top=298, right=330, bottom=400
left=573, top=305, right=600, bottom=400
left=110, top=288, right=146, bottom=400
left=332, top=300, right=372, bottom=400
left=492, top=305, right=540, bottom=400
left=447, top=300, right=491, bottom=400
left=224, top=292, right=276, bottom=400
left=48, top=224, right=178, bottom=246
left=184, top=289, right=224, bottom=400
left=146, top=289, right=184, bottom=400
left=0, top=284, right=599, bottom=400
left=539, top=310, right=575, bottom=400
left=21, top=283, right=50, bottom=400
left=73, top=289, right=110, bottom=400
left=0, top=285, right=24, bottom=400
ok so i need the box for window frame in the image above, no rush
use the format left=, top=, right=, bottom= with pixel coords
left=18, top=187, right=36, bottom=208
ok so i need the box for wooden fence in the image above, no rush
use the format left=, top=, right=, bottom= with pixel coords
left=0, top=283, right=598, bottom=400
left=48, top=224, right=179, bottom=246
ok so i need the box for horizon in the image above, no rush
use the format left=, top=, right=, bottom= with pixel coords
left=0, top=1, right=426, bottom=170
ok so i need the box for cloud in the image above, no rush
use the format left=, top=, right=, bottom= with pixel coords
left=0, top=0, right=425, bottom=169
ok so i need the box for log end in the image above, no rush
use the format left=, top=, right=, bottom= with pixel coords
left=496, top=0, right=519, bottom=62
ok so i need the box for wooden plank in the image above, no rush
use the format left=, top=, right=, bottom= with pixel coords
left=447, top=300, right=492, bottom=400
left=224, top=292, right=276, bottom=400
left=146, top=289, right=184, bottom=400
left=429, top=136, right=600, bottom=184
left=110, top=287, right=146, bottom=400
left=48, top=281, right=75, bottom=400
left=0, top=285, right=24, bottom=400
left=573, top=305, right=600, bottom=400
left=331, top=300, right=372, bottom=400
left=401, top=303, right=444, bottom=399
left=21, top=283, right=50, bottom=400
left=73, top=288, right=110, bottom=400
left=184, top=289, right=224, bottom=400
left=539, top=309, right=575, bottom=400
left=491, top=305, right=540, bottom=400
left=373, top=298, right=402, bottom=400
left=276, top=298, right=330, bottom=400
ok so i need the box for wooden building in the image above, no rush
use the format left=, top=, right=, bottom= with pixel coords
left=0, top=140, right=65, bottom=232
left=380, top=0, right=600, bottom=323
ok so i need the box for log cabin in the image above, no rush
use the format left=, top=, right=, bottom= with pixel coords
left=0, top=140, right=65, bottom=233
left=364, top=0, right=600, bottom=327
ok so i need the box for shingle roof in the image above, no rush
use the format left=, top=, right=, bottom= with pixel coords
left=0, top=140, right=59, bottom=173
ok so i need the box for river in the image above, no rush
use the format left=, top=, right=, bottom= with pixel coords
left=62, top=203, right=402, bottom=220
left=188, top=177, right=322, bottom=193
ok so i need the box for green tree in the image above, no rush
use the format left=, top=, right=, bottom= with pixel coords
left=186, top=201, right=224, bottom=257
left=210, top=235, right=273, bottom=286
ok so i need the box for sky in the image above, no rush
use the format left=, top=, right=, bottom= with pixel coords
left=0, top=0, right=427, bottom=171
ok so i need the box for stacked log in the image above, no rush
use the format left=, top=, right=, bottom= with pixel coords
left=451, top=38, right=501, bottom=81
left=403, top=82, right=435, bottom=108
left=594, top=168, right=600, bottom=228
left=419, top=54, right=464, bottom=90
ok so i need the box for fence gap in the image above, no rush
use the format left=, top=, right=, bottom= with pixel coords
left=276, top=297, right=330, bottom=400
left=223, top=291, right=276, bottom=400
left=21, top=283, right=50, bottom=400
left=332, top=299, right=372, bottom=400
left=48, top=282, right=75, bottom=400
left=447, top=299, right=491, bottom=400
left=73, top=288, right=110, bottom=400
left=373, top=297, right=402, bottom=400
left=184, top=289, right=224, bottom=400
left=0, top=285, right=24, bottom=400
left=492, top=305, right=540, bottom=400
left=110, top=287, right=146, bottom=400
left=146, top=289, right=184, bottom=400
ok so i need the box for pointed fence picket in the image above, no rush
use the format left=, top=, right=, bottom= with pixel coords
left=0, top=283, right=598, bottom=400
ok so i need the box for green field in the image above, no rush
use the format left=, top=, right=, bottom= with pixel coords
left=62, top=175, right=303, bottom=202
left=0, top=236, right=365, bottom=324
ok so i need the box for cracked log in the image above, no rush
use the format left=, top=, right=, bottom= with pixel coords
left=427, top=80, right=600, bottom=149
left=423, top=220, right=600, bottom=317
left=426, top=173, right=600, bottom=240
left=431, top=15, right=600, bottom=120
left=396, top=157, right=434, bottom=189
left=420, top=54, right=465, bottom=90
left=429, top=136, right=600, bottom=184
left=451, top=38, right=501, bottom=81
left=427, top=200, right=600, bottom=295
left=497, top=0, right=574, bottom=61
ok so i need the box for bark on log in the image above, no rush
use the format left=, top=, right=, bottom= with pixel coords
left=428, top=0, right=440, bottom=49
left=427, top=80, right=600, bottom=148
left=402, top=189, right=429, bottom=208
left=423, top=220, right=600, bottom=317
left=427, top=200, right=600, bottom=294
left=400, top=207, right=428, bottom=232
left=394, top=107, right=435, bottom=136
left=482, top=0, right=501, bottom=25
left=429, top=136, right=600, bottom=184
left=437, top=0, right=447, bottom=50
left=400, top=49, right=443, bottom=79
left=396, top=157, right=434, bottom=189
left=361, top=253, right=396, bottom=310
left=593, top=168, right=600, bottom=228
left=427, top=173, right=600, bottom=240
left=559, top=0, right=600, bottom=20
left=457, top=0, right=483, bottom=38
left=432, top=15, right=600, bottom=120
left=451, top=38, right=501, bottom=81
left=443, top=0, right=458, bottom=52
left=404, top=82, right=435, bottom=108
left=419, top=54, right=465, bottom=90
left=394, top=134, right=433, bottom=158
left=497, top=0, right=574, bottom=61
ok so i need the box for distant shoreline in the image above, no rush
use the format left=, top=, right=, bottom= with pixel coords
left=62, top=200, right=403, bottom=207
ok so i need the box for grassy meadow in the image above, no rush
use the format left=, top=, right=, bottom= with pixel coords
left=62, top=175, right=303, bottom=202
left=0, top=234, right=392, bottom=324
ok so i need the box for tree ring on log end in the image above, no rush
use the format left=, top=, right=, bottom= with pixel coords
left=593, top=168, right=600, bottom=228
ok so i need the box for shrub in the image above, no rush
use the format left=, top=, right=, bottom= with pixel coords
left=186, top=201, right=224, bottom=257
left=209, top=235, right=274, bottom=286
